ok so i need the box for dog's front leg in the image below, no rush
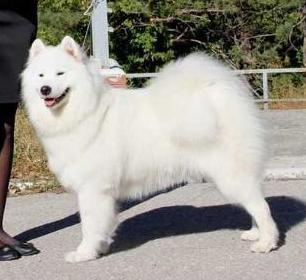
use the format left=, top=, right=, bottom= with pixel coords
left=65, top=190, right=118, bottom=263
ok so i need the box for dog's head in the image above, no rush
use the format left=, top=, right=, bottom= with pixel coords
left=21, top=36, right=104, bottom=135
left=22, top=36, right=85, bottom=110
left=22, top=36, right=102, bottom=112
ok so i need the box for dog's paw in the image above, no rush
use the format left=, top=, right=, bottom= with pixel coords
left=241, top=228, right=259, bottom=241
left=65, top=250, right=99, bottom=263
left=250, top=239, right=278, bottom=253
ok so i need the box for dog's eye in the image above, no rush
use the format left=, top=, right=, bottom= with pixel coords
left=57, top=72, right=65, bottom=76
left=39, top=73, right=44, bottom=77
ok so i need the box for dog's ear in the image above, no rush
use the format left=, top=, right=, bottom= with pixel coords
left=60, top=36, right=83, bottom=62
left=29, top=39, right=45, bottom=61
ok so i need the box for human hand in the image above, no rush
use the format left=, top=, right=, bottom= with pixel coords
left=104, top=75, right=127, bottom=88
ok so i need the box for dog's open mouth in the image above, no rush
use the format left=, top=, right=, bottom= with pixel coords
left=44, top=88, right=70, bottom=108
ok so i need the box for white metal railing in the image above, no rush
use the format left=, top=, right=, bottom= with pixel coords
left=126, top=68, right=306, bottom=110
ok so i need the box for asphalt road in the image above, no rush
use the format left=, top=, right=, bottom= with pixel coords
left=0, top=109, right=305, bottom=280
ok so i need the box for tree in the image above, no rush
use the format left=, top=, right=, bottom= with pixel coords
left=38, top=0, right=90, bottom=45
left=38, top=0, right=306, bottom=72
left=108, top=0, right=305, bottom=71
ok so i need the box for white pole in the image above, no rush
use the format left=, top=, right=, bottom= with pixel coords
left=91, top=0, right=109, bottom=67
left=262, top=71, right=269, bottom=110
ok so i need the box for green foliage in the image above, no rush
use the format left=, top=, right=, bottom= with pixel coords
left=38, top=0, right=90, bottom=45
left=107, top=0, right=305, bottom=71
left=269, top=73, right=306, bottom=100
left=37, top=0, right=306, bottom=80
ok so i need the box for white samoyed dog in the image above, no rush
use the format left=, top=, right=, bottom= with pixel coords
left=22, top=36, right=279, bottom=263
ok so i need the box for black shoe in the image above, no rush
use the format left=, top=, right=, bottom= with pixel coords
left=10, top=242, right=40, bottom=256
left=0, top=246, right=21, bottom=261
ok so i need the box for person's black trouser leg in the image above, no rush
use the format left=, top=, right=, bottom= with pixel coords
left=0, top=103, right=18, bottom=246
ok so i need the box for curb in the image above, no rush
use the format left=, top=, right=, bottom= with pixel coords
left=264, top=168, right=306, bottom=181
left=9, top=167, right=306, bottom=196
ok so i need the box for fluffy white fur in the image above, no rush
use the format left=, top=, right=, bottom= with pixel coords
left=22, top=36, right=279, bottom=263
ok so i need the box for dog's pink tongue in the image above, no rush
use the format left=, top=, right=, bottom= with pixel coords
left=44, top=98, right=56, bottom=107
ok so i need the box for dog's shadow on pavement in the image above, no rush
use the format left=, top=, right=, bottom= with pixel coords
left=110, top=196, right=306, bottom=253
left=15, top=195, right=306, bottom=254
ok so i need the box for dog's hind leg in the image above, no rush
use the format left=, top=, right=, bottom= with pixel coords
left=65, top=190, right=117, bottom=263
left=213, top=174, right=279, bottom=253
left=240, top=218, right=259, bottom=241
left=242, top=191, right=279, bottom=253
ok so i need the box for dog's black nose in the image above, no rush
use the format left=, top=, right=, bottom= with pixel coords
left=40, top=85, right=52, bottom=96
